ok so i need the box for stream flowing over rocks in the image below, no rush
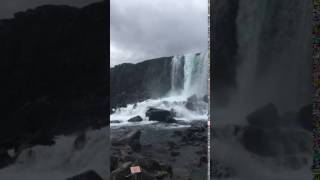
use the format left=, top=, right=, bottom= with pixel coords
left=110, top=52, right=209, bottom=179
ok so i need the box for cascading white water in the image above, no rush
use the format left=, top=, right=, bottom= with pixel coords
left=171, top=52, right=209, bottom=97
left=111, top=51, right=209, bottom=127
left=182, top=52, right=209, bottom=97
left=171, top=55, right=184, bottom=94
left=234, top=0, right=312, bottom=115
left=0, top=128, right=109, bottom=180
left=212, top=0, right=313, bottom=179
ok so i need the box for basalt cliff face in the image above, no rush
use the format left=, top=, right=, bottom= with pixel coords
left=110, top=57, right=173, bottom=110
left=0, top=1, right=107, bottom=150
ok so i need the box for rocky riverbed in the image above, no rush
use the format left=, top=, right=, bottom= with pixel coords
left=110, top=120, right=208, bottom=180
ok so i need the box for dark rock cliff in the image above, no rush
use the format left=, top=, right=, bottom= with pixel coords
left=110, top=57, right=173, bottom=110
left=0, top=1, right=107, bottom=150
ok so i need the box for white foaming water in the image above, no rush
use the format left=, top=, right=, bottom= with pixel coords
left=111, top=51, right=209, bottom=127
left=182, top=52, right=209, bottom=98
left=0, top=128, right=109, bottom=180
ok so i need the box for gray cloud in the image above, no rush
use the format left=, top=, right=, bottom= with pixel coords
left=0, top=0, right=100, bottom=19
left=110, top=0, right=208, bottom=66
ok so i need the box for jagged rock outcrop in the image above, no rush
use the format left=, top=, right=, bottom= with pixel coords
left=110, top=57, right=172, bottom=110
left=0, top=1, right=107, bottom=152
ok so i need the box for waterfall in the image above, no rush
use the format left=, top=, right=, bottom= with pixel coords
left=111, top=51, right=209, bottom=127
left=233, top=0, right=312, bottom=114
left=211, top=0, right=313, bottom=179
left=171, top=55, right=184, bottom=95
left=171, top=51, right=209, bottom=98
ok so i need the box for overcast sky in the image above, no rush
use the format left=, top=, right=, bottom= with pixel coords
left=111, top=0, right=208, bottom=66
left=0, top=0, right=100, bottom=19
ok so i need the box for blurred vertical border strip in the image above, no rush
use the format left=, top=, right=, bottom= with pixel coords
left=207, top=0, right=211, bottom=179
left=313, top=0, right=320, bottom=178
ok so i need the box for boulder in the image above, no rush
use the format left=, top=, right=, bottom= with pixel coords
left=297, top=104, right=312, bottom=131
left=128, top=116, right=143, bottom=122
left=110, top=162, right=132, bottom=180
left=185, top=95, right=198, bottom=111
left=73, top=132, right=86, bottom=150
left=241, top=127, right=275, bottom=156
left=170, top=151, right=180, bottom=157
left=66, top=170, right=103, bottom=180
left=202, top=95, right=209, bottom=103
left=241, top=126, right=312, bottom=157
left=0, top=151, right=13, bottom=169
left=112, top=130, right=141, bottom=152
left=146, top=108, right=175, bottom=123
left=246, top=103, right=280, bottom=128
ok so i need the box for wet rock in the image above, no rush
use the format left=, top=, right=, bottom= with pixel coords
left=202, top=95, right=209, bottom=103
left=241, top=126, right=312, bottom=157
left=173, top=130, right=183, bottom=136
left=111, top=162, right=132, bottom=180
left=0, top=151, right=13, bottom=169
left=66, top=170, right=103, bottom=180
left=170, top=151, right=180, bottom=157
left=113, top=130, right=141, bottom=145
left=246, top=103, right=280, bottom=128
left=111, top=158, right=172, bottom=180
left=241, top=127, right=276, bottom=156
left=146, top=108, right=175, bottom=123
left=185, top=95, right=198, bottom=111
left=111, top=120, right=121, bottom=124
left=111, top=156, right=118, bottom=171
left=297, top=104, right=312, bottom=131
left=189, top=122, right=206, bottom=133
left=182, top=131, right=206, bottom=143
left=211, top=160, right=235, bottom=178
left=73, top=132, right=86, bottom=150
left=174, top=168, right=191, bottom=180
left=128, top=116, right=143, bottom=122
left=112, top=130, right=141, bottom=152
left=167, top=141, right=179, bottom=150
left=198, top=156, right=207, bottom=167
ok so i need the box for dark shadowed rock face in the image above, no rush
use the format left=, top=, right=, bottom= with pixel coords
left=0, top=151, right=14, bottom=169
left=66, top=170, right=103, bottom=180
left=0, top=1, right=107, bottom=151
left=297, top=104, right=312, bottom=131
left=246, top=103, right=280, bottom=128
left=110, top=57, right=172, bottom=110
left=241, top=104, right=312, bottom=158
